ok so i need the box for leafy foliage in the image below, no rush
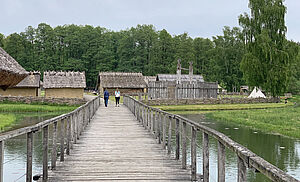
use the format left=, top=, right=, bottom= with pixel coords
left=1, top=22, right=299, bottom=93
left=239, top=0, right=299, bottom=96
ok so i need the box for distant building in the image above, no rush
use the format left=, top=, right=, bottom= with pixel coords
left=0, top=47, right=28, bottom=90
left=0, top=72, right=41, bottom=97
left=97, top=72, right=147, bottom=94
left=43, top=71, right=86, bottom=99
left=148, top=60, right=218, bottom=99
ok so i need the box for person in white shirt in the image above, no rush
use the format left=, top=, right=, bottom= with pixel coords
left=115, top=88, right=121, bottom=107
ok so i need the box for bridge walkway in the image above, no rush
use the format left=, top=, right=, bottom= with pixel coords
left=48, top=102, right=191, bottom=181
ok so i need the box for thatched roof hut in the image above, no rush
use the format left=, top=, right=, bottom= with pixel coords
left=0, top=47, right=28, bottom=90
left=43, top=71, right=86, bottom=99
left=99, top=72, right=147, bottom=89
left=156, top=74, right=204, bottom=83
left=43, top=71, right=86, bottom=89
left=14, top=71, right=41, bottom=88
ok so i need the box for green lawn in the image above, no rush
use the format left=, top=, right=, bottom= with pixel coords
left=0, top=103, right=78, bottom=112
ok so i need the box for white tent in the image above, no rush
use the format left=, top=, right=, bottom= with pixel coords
left=248, top=87, right=266, bottom=98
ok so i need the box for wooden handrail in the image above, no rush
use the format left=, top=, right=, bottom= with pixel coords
left=123, top=95, right=299, bottom=182
left=0, top=96, right=101, bottom=182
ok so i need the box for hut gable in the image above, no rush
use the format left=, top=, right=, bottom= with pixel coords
left=43, top=71, right=86, bottom=89
left=99, top=72, right=147, bottom=88
left=0, top=47, right=28, bottom=89
left=14, top=71, right=41, bottom=88
left=156, top=74, right=204, bottom=83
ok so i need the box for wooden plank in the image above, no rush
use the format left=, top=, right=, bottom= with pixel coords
left=175, top=118, right=180, bottom=160
left=51, top=122, right=58, bottom=170
left=49, top=102, right=191, bottom=182
left=0, top=141, right=3, bottom=182
left=60, top=119, right=65, bottom=162
left=167, top=116, right=172, bottom=155
left=162, top=114, right=166, bottom=149
left=43, top=126, right=49, bottom=181
left=26, top=132, right=33, bottom=182
left=66, top=116, right=71, bottom=155
left=203, top=132, right=209, bottom=182
left=238, top=156, right=247, bottom=182
left=181, top=121, right=187, bottom=169
left=218, top=141, right=225, bottom=182
left=191, top=126, right=197, bottom=181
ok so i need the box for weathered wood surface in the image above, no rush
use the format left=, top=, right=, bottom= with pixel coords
left=48, top=103, right=191, bottom=181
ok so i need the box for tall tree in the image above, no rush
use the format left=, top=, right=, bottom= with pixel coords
left=239, top=0, right=290, bottom=96
left=0, top=33, right=4, bottom=47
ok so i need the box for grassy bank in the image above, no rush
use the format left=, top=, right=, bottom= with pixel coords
left=0, top=103, right=78, bottom=112
left=156, top=96, right=300, bottom=139
left=206, top=105, right=300, bottom=138
left=154, top=102, right=292, bottom=114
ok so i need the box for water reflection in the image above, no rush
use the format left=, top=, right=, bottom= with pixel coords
left=183, top=114, right=300, bottom=181
left=2, top=114, right=59, bottom=182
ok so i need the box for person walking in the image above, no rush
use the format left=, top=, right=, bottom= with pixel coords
left=115, top=88, right=120, bottom=107
left=104, top=89, right=109, bottom=107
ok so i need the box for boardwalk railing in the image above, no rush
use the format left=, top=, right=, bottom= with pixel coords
left=0, top=96, right=101, bottom=182
left=123, top=95, right=299, bottom=182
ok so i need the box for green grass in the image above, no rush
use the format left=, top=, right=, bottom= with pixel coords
left=154, top=102, right=291, bottom=112
left=206, top=105, right=300, bottom=138
left=0, top=103, right=78, bottom=112
left=0, top=114, right=16, bottom=131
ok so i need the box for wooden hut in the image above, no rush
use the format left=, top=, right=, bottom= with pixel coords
left=98, top=72, right=147, bottom=94
left=0, top=71, right=41, bottom=97
left=0, top=47, right=28, bottom=90
left=43, top=71, right=86, bottom=99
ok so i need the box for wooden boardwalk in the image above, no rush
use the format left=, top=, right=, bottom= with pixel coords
left=48, top=102, right=191, bottom=181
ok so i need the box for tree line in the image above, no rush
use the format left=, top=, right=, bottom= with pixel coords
left=0, top=1, right=299, bottom=96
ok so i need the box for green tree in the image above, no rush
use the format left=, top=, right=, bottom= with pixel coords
left=239, top=0, right=290, bottom=96
left=0, top=33, right=4, bottom=47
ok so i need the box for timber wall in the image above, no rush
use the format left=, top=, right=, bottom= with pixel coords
left=148, top=81, right=218, bottom=100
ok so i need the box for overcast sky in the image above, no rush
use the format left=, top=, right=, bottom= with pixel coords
left=0, top=0, right=299, bottom=42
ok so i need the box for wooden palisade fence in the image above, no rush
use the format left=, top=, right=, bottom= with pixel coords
left=123, top=95, right=299, bottom=182
left=0, top=96, right=101, bottom=182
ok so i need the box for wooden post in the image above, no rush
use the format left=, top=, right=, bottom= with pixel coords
left=157, top=112, right=161, bottom=144
left=147, top=108, right=151, bottom=131
left=51, top=121, right=58, bottom=170
left=218, top=141, right=225, bottom=182
left=151, top=110, right=154, bottom=133
left=162, top=114, right=166, bottom=149
left=74, top=112, right=78, bottom=142
left=42, top=126, right=49, bottom=181
left=0, top=141, right=3, bottom=182
left=175, top=118, right=180, bottom=160
left=60, top=119, right=65, bottom=162
left=66, top=116, right=71, bottom=155
left=191, top=126, right=197, bottom=181
left=238, top=156, right=247, bottom=182
left=26, top=132, right=33, bottom=182
left=167, top=116, right=172, bottom=155
left=181, top=121, right=187, bottom=169
left=155, top=111, right=159, bottom=138
left=70, top=114, right=74, bottom=149
left=203, top=132, right=209, bottom=182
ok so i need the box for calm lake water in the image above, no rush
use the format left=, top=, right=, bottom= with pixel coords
left=2, top=112, right=300, bottom=181
left=182, top=114, right=300, bottom=182
left=1, top=113, right=61, bottom=182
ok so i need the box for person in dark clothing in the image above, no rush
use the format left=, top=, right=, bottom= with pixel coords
left=104, top=89, right=109, bottom=107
